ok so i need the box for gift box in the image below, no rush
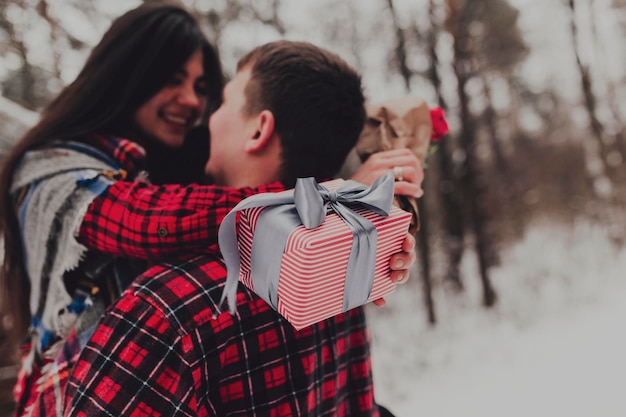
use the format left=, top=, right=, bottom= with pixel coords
left=218, top=173, right=412, bottom=330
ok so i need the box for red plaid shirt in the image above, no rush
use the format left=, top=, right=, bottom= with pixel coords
left=78, top=178, right=284, bottom=259
left=64, top=255, right=381, bottom=417
left=18, top=134, right=284, bottom=417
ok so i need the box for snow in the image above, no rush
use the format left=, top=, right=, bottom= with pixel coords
left=368, top=220, right=626, bottom=416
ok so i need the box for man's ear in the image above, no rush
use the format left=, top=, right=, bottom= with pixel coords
left=245, top=110, right=275, bottom=153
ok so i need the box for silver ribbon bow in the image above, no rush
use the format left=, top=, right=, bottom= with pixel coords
left=218, top=172, right=395, bottom=314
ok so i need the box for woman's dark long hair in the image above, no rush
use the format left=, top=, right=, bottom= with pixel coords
left=0, top=2, right=223, bottom=343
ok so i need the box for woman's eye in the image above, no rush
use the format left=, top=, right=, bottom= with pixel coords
left=194, top=81, right=209, bottom=96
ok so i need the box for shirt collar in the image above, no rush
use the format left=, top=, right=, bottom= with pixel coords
left=88, top=134, right=146, bottom=174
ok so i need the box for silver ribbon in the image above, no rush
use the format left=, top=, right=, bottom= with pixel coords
left=218, top=172, right=395, bottom=314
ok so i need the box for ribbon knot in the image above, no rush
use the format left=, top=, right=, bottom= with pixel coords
left=294, top=175, right=394, bottom=230
left=218, top=173, right=396, bottom=315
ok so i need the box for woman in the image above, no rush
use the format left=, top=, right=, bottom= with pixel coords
left=0, top=3, right=421, bottom=416
left=0, top=4, right=229, bottom=415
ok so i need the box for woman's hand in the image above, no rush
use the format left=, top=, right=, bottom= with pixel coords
left=372, top=233, right=416, bottom=307
left=350, top=149, right=424, bottom=198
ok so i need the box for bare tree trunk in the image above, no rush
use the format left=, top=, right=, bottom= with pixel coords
left=36, top=0, right=63, bottom=80
left=385, top=0, right=412, bottom=91
left=567, top=0, right=614, bottom=186
left=386, top=0, right=436, bottom=323
left=481, top=74, right=507, bottom=173
left=447, top=0, right=497, bottom=307
left=416, top=198, right=436, bottom=324
left=588, top=0, right=626, bottom=158
left=585, top=0, right=626, bottom=243
left=16, top=53, right=35, bottom=109
left=11, top=36, right=36, bottom=109
left=0, top=1, right=36, bottom=110
left=428, top=0, right=465, bottom=294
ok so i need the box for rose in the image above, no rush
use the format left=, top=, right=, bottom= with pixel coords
left=430, top=107, right=448, bottom=142
left=426, top=107, right=448, bottom=164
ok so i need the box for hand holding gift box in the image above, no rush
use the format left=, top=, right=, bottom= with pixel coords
left=218, top=173, right=412, bottom=330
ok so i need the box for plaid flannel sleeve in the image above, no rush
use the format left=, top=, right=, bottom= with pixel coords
left=78, top=180, right=284, bottom=259
left=64, top=292, right=201, bottom=417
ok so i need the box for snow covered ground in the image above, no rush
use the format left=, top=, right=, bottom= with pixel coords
left=368, top=219, right=626, bottom=417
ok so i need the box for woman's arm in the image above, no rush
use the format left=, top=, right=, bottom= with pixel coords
left=79, top=148, right=423, bottom=269
left=78, top=180, right=284, bottom=259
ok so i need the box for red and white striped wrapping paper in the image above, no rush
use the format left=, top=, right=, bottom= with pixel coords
left=237, top=179, right=412, bottom=330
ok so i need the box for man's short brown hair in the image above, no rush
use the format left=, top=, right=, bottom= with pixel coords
left=237, top=41, right=366, bottom=186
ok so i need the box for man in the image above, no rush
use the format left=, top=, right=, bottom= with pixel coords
left=65, top=41, right=421, bottom=416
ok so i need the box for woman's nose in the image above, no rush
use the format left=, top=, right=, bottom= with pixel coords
left=178, top=84, right=201, bottom=108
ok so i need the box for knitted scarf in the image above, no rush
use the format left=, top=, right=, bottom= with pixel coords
left=10, top=141, right=124, bottom=363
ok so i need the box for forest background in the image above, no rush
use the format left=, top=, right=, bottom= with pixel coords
left=0, top=0, right=624, bottom=415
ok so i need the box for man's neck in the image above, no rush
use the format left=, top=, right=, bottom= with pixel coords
left=224, top=155, right=282, bottom=189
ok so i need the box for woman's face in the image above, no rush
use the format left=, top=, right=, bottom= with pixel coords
left=133, top=48, right=208, bottom=148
